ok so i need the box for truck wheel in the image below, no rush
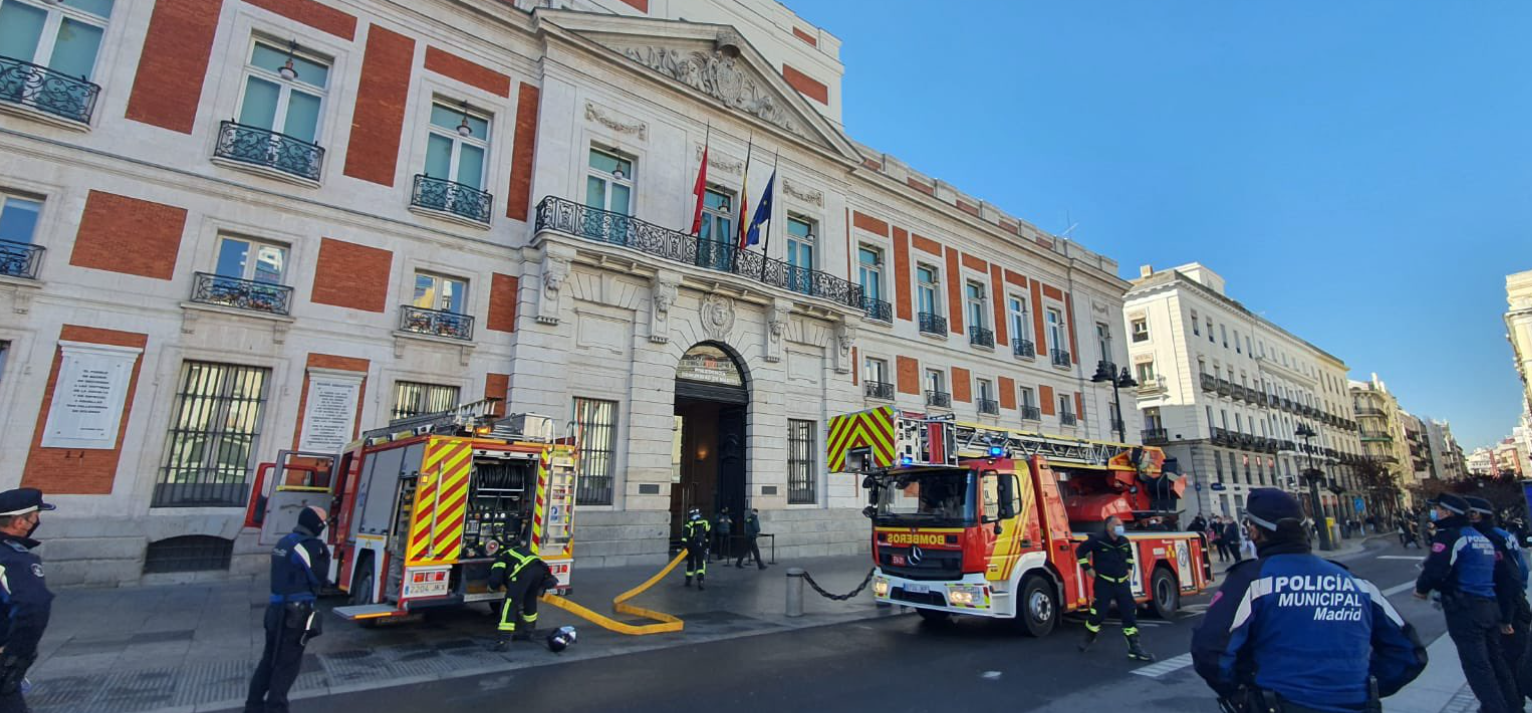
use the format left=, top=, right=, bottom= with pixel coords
left=1017, top=576, right=1057, bottom=638
left=1150, top=567, right=1179, bottom=619
left=916, top=608, right=951, bottom=625
left=350, top=558, right=375, bottom=606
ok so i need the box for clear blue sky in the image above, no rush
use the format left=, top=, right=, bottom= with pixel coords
left=791, top=0, right=1532, bottom=450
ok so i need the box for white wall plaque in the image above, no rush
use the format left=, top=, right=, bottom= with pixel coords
left=41, top=341, right=141, bottom=450
left=298, top=371, right=364, bottom=453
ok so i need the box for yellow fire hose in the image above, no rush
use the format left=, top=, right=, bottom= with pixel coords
left=538, top=550, right=688, bottom=635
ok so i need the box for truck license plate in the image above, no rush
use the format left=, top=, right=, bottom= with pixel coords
left=903, top=583, right=928, bottom=594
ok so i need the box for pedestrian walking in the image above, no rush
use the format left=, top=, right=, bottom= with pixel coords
left=683, top=508, right=710, bottom=589
left=713, top=507, right=732, bottom=562
left=488, top=538, right=557, bottom=652
left=246, top=506, right=328, bottom=713
left=1191, top=488, right=1426, bottom=711
left=1398, top=518, right=1412, bottom=548
left=0, top=489, right=55, bottom=713
left=1075, top=515, right=1153, bottom=661
left=736, top=508, right=767, bottom=570
left=1416, top=494, right=1520, bottom=713
left=1468, top=496, right=1532, bottom=703
left=1224, top=519, right=1244, bottom=564
left=1211, top=516, right=1229, bottom=563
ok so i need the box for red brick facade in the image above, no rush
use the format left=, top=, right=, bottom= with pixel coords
left=485, top=373, right=510, bottom=416
left=951, top=367, right=972, bottom=403
left=892, top=227, right=912, bottom=321
left=21, top=326, right=149, bottom=494
left=487, top=273, right=519, bottom=333
left=125, top=0, right=224, bottom=133
left=999, top=377, right=1017, bottom=410
left=507, top=82, right=541, bottom=221
left=792, top=28, right=818, bottom=47
left=782, top=65, right=828, bottom=105
left=69, top=191, right=185, bottom=280
left=343, top=25, right=416, bottom=186
left=424, top=46, right=511, bottom=97
left=245, top=0, right=358, bottom=39
left=944, top=247, right=963, bottom=336
left=310, top=238, right=392, bottom=312
left=896, top=356, right=919, bottom=395
left=851, top=210, right=888, bottom=237
left=1040, top=385, right=1056, bottom=416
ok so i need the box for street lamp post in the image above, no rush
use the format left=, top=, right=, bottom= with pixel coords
left=1091, top=361, right=1137, bottom=443
left=1295, top=422, right=1335, bottom=551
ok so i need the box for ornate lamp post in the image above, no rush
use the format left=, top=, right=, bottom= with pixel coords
left=1296, top=422, right=1335, bottom=551
left=1091, top=361, right=1137, bottom=443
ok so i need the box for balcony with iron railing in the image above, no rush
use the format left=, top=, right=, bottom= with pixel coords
left=1060, top=412, right=1078, bottom=427
left=1050, top=349, right=1071, bottom=368
left=1230, top=384, right=1246, bottom=402
left=190, top=273, right=292, bottom=315
left=413, top=174, right=492, bottom=225
left=1142, top=428, right=1169, bottom=445
left=918, top=311, right=947, bottom=335
left=1216, top=378, right=1232, bottom=396
left=926, top=390, right=952, bottom=409
left=1136, top=376, right=1167, bottom=395
left=1200, top=373, right=1217, bottom=392
left=213, top=121, right=324, bottom=182
left=1354, top=406, right=1386, bottom=418
left=978, top=398, right=1000, bottom=416
left=0, top=56, right=100, bottom=125
left=1212, top=427, right=1232, bottom=445
left=399, top=305, right=474, bottom=341
left=1020, top=405, right=1042, bottom=421
left=861, top=296, right=892, bottom=322
left=864, top=381, right=894, bottom=400
left=969, top=326, right=994, bottom=349
left=1011, top=338, right=1036, bottom=359
left=535, top=197, right=863, bottom=309
left=0, top=240, right=44, bottom=280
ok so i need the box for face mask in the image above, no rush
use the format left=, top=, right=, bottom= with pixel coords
left=1112, top=525, right=1125, bottom=536
left=24, top=515, right=39, bottom=538
left=1429, top=511, right=1439, bottom=522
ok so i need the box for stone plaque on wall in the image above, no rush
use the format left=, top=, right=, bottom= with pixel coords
left=298, top=371, right=364, bottom=453
left=41, top=341, right=141, bottom=450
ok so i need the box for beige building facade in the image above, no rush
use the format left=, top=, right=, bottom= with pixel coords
left=1508, top=269, right=1532, bottom=414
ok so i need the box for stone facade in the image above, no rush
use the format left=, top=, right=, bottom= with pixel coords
left=1508, top=269, right=1532, bottom=415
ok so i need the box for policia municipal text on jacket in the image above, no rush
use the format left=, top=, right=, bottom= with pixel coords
left=1075, top=515, right=1154, bottom=662
left=246, top=506, right=329, bottom=713
left=1467, top=495, right=1532, bottom=705
left=1193, top=489, right=1426, bottom=713
left=0, top=488, right=57, bottom=713
left=1417, top=493, right=1521, bottom=713
left=489, top=542, right=558, bottom=652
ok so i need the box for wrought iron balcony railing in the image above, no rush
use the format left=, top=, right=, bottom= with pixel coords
left=1059, top=412, right=1078, bottom=427
left=1051, top=349, right=1071, bottom=368
left=1012, top=338, right=1035, bottom=359
left=926, top=390, right=952, bottom=408
left=1142, top=428, right=1169, bottom=445
left=213, top=121, right=324, bottom=182
left=190, top=272, right=292, bottom=315
left=1200, top=373, right=1217, bottom=392
left=0, top=55, right=100, bottom=124
left=1020, top=405, right=1042, bottom=421
left=535, top=196, right=862, bottom=309
left=1230, top=384, right=1245, bottom=402
left=0, top=239, right=43, bottom=280
left=864, top=380, right=894, bottom=400
left=969, top=326, right=994, bottom=348
left=399, top=305, right=474, bottom=341
left=977, top=398, right=1000, bottom=415
left=1354, top=406, right=1385, bottom=418
left=414, top=174, right=492, bottom=225
left=1216, top=379, right=1232, bottom=396
left=1212, top=427, right=1232, bottom=445
left=918, top=311, right=947, bottom=335
left=861, top=296, right=892, bottom=322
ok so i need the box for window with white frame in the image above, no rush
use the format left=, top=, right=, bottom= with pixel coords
left=1098, top=322, right=1114, bottom=361
left=199, top=235, right=290, bottom=314
left=965, top=281, right=987, bottom=331
left=1207, top=317, right=1214, bottom=342
left=977, top=378, right=996, bottom=412
left=236, top=39, right=329, bottom=144
left=586, top=147, right=634, bottom=215
left=786, top=215, right=816, bottom=293
left=155, top=361, right=270, bottom=507
left=863, top=356, right=888, bottom=386
left=214, top=236, right=286, bottom=285
left=925, top=368, right=945, bottom=394
left=1191, top=309, right=1200, bottom=335
left=787, top=419, right=816, bottom=504
left=1130, top=318, right=1148, bottom=343
left=695, top=187, right=734, bottom=271
left=412, top=271, right=469, bottom=314
left=1020, top=386, right=1038, bottom=415
left=392, top=381, right=459, bottom=421
left=1135, top=360, right=1155, bottom=384
left=917, top=264, right=941, bottom=324
left=1046, top=308, right=1064, bottom=355
left=1008, top=295, right=1030, bottom=346
left=858, top=245, right=884, bottom=311
left=0, top=193, right=42, bottom=278
left=424, top=101, right=490, bottom=190
left=0, top=0, right=111, bottom=120
left=1059, top=394, right=1075, bottom=419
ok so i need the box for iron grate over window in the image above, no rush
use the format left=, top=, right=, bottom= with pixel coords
left=788, top=419, right=817, bottom=505
left=155, top=362, right=270, bottom=507
left=573, top=398, right=617, bottom=505
left=391, top=381, right=460, bottom=421
left=142, top=535, right=233, bottom=574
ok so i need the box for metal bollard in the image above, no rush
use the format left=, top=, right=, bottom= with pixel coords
left=786, top=567, right=805, bottom=617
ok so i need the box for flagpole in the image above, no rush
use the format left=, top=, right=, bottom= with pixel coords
left=689, top=120, right=711, bottom=237
left=734, top=132, right=753, bottom=272
left=759, top=148, right=780, bottom=280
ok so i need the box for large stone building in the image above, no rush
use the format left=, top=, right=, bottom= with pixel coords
left=0, top=0, right=1134, bottom=584
left=1350, top=375, right=1415, bottom=510
left=1508, top=269, right=1532, bottom=413
left=1122, top=264, right=1364, bottom=523
left=1424, top=418, right=1467, bottom=481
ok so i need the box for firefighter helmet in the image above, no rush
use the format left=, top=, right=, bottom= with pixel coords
left=546, top=625, right=578, bottom=653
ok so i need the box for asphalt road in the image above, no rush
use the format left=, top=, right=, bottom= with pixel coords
left=251, top=537, right=1443, bottom=713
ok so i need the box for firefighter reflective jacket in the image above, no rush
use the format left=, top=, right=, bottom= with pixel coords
left=1075, top=533, right=1134, bottom=581
left=684, top=518, right=711, bottom=551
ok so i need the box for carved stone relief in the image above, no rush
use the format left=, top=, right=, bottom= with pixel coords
left=764, top=299, right=790, bottom=363
left=615, top=45, right=800, bottom=136
left=649, top=271, right=680, bottom=344
left=693, top=144, right=744, bottom=176
left=833, top=320, right=856, bottom=374
left=537, top=252, right=571, bottom=325
left=782, top=179, right=823, bottom=207
left=700, top=293, right=736, bottom=340
left=584, top=102, right=648, bottom=141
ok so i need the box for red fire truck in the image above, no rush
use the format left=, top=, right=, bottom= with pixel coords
left=827, top=407, right=1211, bottom=636
left=247, top=400, right=579, bottom=623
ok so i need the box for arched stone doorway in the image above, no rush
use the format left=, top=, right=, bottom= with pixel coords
left=670, top=342, right=749, bottom=544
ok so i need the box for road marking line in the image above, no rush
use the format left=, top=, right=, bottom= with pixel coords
left=1132, top=652, right=1193, bottom=678
left=1382, top=581, right=1416, bottom=597
left=1378, top=556, right=1425, bottom=561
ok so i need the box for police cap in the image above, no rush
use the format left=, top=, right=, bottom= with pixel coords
left=1465, top=496, right=1495, bottom=517
left=1245, top=488, right=1305, bottom=531
left=0, top=488, right=56, bottom=517
left=1432, top=493, right=1470, bottom=516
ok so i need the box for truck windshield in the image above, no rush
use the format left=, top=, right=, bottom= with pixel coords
left=874, top=469, right=974, bottom=526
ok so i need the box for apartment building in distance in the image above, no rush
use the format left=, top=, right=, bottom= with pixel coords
left=1508, top=269, right=1532, bottom=413
left=1424, top=418, right=1467, bottom=481
left=1123, top=264, right=1364, bottom=523
left=1349, top=375, right=1416, bottom=510
left=0, top=0, right=1136, bottom=584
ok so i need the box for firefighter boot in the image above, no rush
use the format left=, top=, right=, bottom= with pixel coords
left=491, top=635, right=512, bottom=653
left=1078, top=628, right=1099, bottom=652
left=697, top=574, right=706, bottom=591
left=1126, top=634, right=1155, bottom=662
left=684, top=575, right=692, bottom=588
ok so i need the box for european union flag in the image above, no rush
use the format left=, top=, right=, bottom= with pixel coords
left=744, top=169, right=775, bottom=247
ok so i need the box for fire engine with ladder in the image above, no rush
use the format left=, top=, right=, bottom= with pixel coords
left=245, top=399, right=579, bottom=623
left=827, top=406, right=1211, bottom=636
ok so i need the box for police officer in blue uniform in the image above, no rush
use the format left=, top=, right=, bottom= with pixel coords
left=0, top=489, right=55, bottom=713
left=1192, top=488, right=1426, bottom=712
left=1416, top=493, right=1519, bottom=713
left=245, top=506, right=329, bottom=713
left=1467, top=495, right=1532, bottom=704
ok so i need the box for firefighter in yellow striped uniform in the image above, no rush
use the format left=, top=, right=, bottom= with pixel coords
left=683, top=508, right=710, bottom=590
left=488, top=540, right=558, bottom=652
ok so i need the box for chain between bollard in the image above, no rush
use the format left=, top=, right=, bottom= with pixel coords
left=799, top=567, right=877, bottom=602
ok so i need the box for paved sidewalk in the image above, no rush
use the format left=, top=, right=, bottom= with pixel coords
left=1388, top=633, right=1475, bottom=713
left=26, top=553, right=889, bottom=713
